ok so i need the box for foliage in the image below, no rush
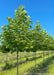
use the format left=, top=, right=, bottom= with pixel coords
left=0, top=5, right=33, bottom=53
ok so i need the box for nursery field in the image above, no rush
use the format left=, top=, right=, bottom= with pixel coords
left=0, top=51, right=54, bottom=75
left=0, top=51, right=44, bottom=68
left=0, top=51, right=47, bottom=71
left=0, top=3, right=54, bottom=75
left=28, top=52, right=54, bottom=75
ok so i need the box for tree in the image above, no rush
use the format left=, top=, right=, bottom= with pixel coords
left=48, top=35, right=54, bottom=56
left=45, top=33, right=50, bottom=59
left=32, top=21, right=43, bottom=67
left=40, top=29, right=47, bottom=62
left=0, top=5, right=33, bottom=75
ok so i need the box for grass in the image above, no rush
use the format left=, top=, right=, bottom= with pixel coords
left=28, top=54, right=54, bottom=74
left=0, top=51, right=49, bottom=63
left=0, top=53, right=54, bottom=75
left=45, top=60, right=54, bottom=75
left=0, top=52, right=43, bottom=68
left=0, top=51, right=49, bottom=71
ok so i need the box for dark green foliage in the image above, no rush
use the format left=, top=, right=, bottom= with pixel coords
left=3, top=63, right=12, bottom=70
left=26, top=58, right=29, bottom=61
left=0, top=45, right=10, bottom=53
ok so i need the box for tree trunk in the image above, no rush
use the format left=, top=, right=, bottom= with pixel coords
left=6, top=53, right=7, bottom=70
left=33, top=52, right=34, bottom=58
left=48, top=51, right=49, bottom=59
left=26, top=52, right=27, bottom=59
left=17, top=51, right=18, bottom=75
left=43, top=51, right=44, bottom=63
left=35, top=52, right=36, bottom=67
left=26, top=52, right=28, bottom=61
left=20, top=52, right=21, bottom=63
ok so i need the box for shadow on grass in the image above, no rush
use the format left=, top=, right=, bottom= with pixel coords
left=27, top=55, right=54, bottom=75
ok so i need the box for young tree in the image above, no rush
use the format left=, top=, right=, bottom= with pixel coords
left=39, top=29, right=47, bottom=62
left=32, top=21, right=43, bottom=67
left=48, top=36, right=54, bottom=56
left=45, top=33, right=50, bottom=59
left=0, top=5, right=33, bottom=75
left=44, top=34, right=54, bottom=59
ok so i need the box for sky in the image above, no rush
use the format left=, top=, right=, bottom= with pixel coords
left=0, top=0, right=54, bottom=36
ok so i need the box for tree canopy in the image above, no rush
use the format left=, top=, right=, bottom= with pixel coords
left=0, top=5, right=54, bottom=53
